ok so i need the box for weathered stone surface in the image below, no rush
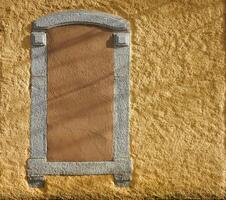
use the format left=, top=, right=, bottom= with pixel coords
left=0, top=0, right=225, bottom=199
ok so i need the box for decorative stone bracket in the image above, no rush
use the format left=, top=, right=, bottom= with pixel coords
left=31, top=32, right=46, bottom=46
left=114, top=32, right=129, bottom=47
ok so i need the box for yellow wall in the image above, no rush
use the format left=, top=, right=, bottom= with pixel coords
left=1, top=0, right=225, bottom=199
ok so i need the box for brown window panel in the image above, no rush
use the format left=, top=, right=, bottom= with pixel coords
left=47, top=25, right=114, bottom=162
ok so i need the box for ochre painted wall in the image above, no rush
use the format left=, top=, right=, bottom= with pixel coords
left=1, top=0, right=225, bottom=199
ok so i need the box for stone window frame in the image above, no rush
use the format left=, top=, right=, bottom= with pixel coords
left=28, top=10, right=131, bottom=187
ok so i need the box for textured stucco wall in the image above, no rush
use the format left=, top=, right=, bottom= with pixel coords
left=0, top=0, right=225, bottom=199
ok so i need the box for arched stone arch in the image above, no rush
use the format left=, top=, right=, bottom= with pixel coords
left=32, top=10, right=129, bottom=31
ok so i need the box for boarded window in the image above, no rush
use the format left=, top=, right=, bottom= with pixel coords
left=29, top=11, right=131, bottom=188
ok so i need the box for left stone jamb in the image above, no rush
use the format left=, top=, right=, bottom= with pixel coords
left=29, top=31, right=47, bottom=188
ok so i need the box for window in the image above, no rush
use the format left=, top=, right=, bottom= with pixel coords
left=28, top=10, right=131, bottom=187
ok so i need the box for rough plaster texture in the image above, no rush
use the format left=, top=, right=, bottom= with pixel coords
left=0, top=0, right=225, bottom=199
